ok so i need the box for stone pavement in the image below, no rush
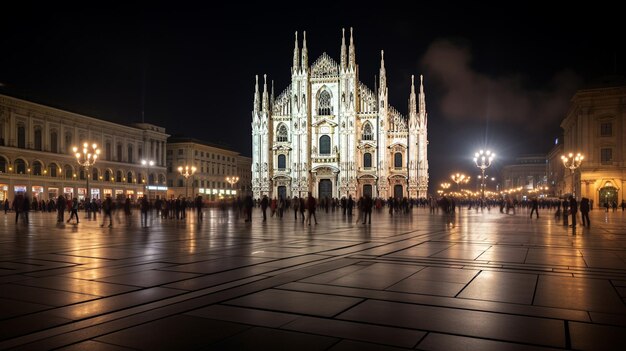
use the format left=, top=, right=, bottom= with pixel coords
left=1, top=207, right=625, bottom=350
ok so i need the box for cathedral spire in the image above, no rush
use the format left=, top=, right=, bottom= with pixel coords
left=348, top=27, right=356, bottom=69
left=340, top=28, right=347, bottom=70
left=292, top=31, right=299, bottom=74
left=409, top=75, right=417, bottom=121
left=301, top=31, right=308, bottom=71
left=262, top=74, right=269, bottom=113
left=253, top=75, right=260, bottom=114
left=271, top=80, right=275, bottom=108
left=419, top=74, right=426, bottom=116
left=379, top=50, right=386, bottom=91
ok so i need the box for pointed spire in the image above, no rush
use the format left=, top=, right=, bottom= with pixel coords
left=301, top=31, right=308, bottom=71
left=379, top=50, right=386, bottom=91
left=271, top=80, right=275, bottom=107
left=292, top=31, right=299, bottom=74
left=419, top=74, right=426, bottom=116
left=253, top=75, right=260, bottom=113
left=409, top=75, right=417, bottom=118
left=348, top=27, right=356, bottom=68
left=262, top=74, right=269, bottom=113
left=340, top=28, right=347, bottom=70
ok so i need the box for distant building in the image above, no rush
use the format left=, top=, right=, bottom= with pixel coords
left=251, top=29, right=429, bottom=200
left=237, top=156, right=252, bottom=196
left=165, top=137, right=250, bottom=200
left=561, top=80, right=626, bottom=206
left=546, top=137, right=565, bottom=197
left=500, top=155, right=548, bottom=195
left=0, top=94, right=168, bottom=202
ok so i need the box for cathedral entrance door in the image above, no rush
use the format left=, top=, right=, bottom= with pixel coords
left=278, top=186, right=287, bottom=200
left=363, top=184, right=372, bottom=198
left=394, top=184, right=403, bottom=199
left=318, top=179, right=332, bottom=200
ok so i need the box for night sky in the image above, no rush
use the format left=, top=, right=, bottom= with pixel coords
left=1, top=3, right=623, bottom=188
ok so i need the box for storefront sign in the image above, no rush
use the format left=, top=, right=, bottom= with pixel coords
left=32, top=186, right=44, bottom=193
left=14, top=185, right=27, bottom=193
left=64, top=187, right=74, bottom=194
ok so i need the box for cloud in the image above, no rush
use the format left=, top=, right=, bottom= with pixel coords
left=421, top=39, right=582, bottom=127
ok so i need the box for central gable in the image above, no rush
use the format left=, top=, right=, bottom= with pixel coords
left=311, top=53, right=339, bottom=78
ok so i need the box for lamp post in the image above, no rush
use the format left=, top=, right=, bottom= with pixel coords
left=561, top=152, right=583, bottom=198
left=178, top=165, right=196, bottom=198
left=451, top=173, right=470, bottom=192
left=226, top=176, right=240, bottom=197
left=73, top=142, right=100, bottom=203
left=141, top=159, right=155, bottom=199
left=474, top=150, right=495, bottom=205
left=440, top=182, right=451, bottom=196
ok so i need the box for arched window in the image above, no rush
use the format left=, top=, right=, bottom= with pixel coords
left=105, top=169, right=112, bottom=182
left=394, top=152, right=403, bottom=168
left=149, top=173, right=155, bottom=185
left=116, top=170, right=123, bottom=182
left=158, top=174, right=165, bottom=184
left=65, top=133, right=72, bottom=153
left=277, top=124, right=288, bottom=142
left=92, top=168, right=99, bottom=181
left=15, top=159, right=26, bottom=174
left=50, top=131, right=58, bottom=153
left=64, top=165, right=73, bottom=179
left=363, top=153, right=372, bottom=168
left=34, top=127, right=42, bottom=151
left=32, top=161, right=43, bottom=176
left=127, top=171, right=133, bottom=183
left=79, top=169, right=86, bottom=180
left=17, top=123, right=26, bottom=149
left=0, top=157, right=7, bottom=173
left=318, top=90, right=332, bottom=115
left=278, top=154, right=286, bottom=169
left=116, top=144, right=123, bottom=162
left=49, top=163, right=58, bottom=178
left=362, top=123, right=373, bottom=141
left=319, top=135, right=331, bottom=155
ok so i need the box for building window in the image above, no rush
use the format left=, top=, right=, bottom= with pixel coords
left=363, top=153, right=372, bottom=168
left=65, top=133, right=72, bottom=153
left=362, top=123, right=373, bottom=141
left=50, top=131, right=58, bottom=153
left=106, top=142, right=112, bottom=161
left=394, top=152, right=403, bottom=168
left=117, top=144, right=123, bottom=162
left=49, top=163, right=57, bottom=177
left=17, top=123, right=26, bottom=149
left=319, top=135, right=331, bottom=155
left=79, top=169, right=86, bottom=180
left=128, top=145, right=133, bottom=163
left=178, top=149, right=183, bottom=155
left=138, top=147, right=143, bottom=159
left=92, top=168, right=98, bottom=181
left=15, top=159, right=26, bottom=174
left=277, top=124, right=288, bottom=142
left=116, top=170, right=123, bottom=182
left=64, top=165, right=73, bottom=179
left=167, top=180, right=173, bottom=187
left=278, top=154, right=286, bottom=169
left=601, top=148, right=613, bottom=164
left=178, top=179, right=183, bottom=187
left=600, top=122, right=612, bottom=137
left=34, top=128, right=42, bottom=151
left=127, top=171, right=133, bottom=183
left=105, top=170, right=112, bottom=181
left=318, top=90, right=332, bottom=115
left=32, top=161, right=42, bottom=176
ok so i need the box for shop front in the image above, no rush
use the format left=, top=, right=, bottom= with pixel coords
left=48, top=187, right=59, bottom=200
left=64, top=187, right=74, bottom=198
left=0, top=184, right=8, bottom=202
left=32, top=186, right=44, bottom=201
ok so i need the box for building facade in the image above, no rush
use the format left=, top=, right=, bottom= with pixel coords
left=561, top=83, right=626, bottom=206
left=0, top=94, right=168, bottom=203
left=500, top=155, right=548, bottom=195
left=251, top=29, right=429, bottom=200
left=166, top=137, right=250, bottom=200
left=237, top=156, right=252, bottom=196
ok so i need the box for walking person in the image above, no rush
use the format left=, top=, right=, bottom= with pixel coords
left=362, top=194, right=372, bottom=224
left=306, top=192, right=317, bottom=225
left=101, top=196, right=113, bottom=227
left=569, top=195, right=578, bottom=229
left=299, top=196, right=306, bottom=223
left=260, top=195, right=269, bottom=222
left=195, top=195, right=203, bottom=221
left=67, top=197, right=79, bottom=224
left=4, top=198, right=9, bottom=214
left=57, top=195, right=66, bottom=223
left=530, top=197, right=539, bottom=218
left=140, top=196, right=150, bottom=227
left=91, top=198, right=98, bottom=221
left=580, top=197, right=590, bottom=227
left=292, top=196, right=299, bottom=220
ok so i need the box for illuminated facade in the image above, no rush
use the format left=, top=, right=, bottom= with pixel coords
left=561, top=83, right=626, bottom=206
left=251, top=29, right=429, bottom=200
left=0, top=94, right=168, bottom=202
left=166, top=137, right=250, bottom=200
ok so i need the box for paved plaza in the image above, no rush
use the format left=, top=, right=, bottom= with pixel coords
left=1, top=207, right=625, bottom=350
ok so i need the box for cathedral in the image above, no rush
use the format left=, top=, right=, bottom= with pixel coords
left=251, top=28, right=429, bottom=200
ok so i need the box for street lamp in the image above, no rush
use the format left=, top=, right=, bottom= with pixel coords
left=141, top=159, right=155, bottom=199
left=440, top=182, right=451, bottom=195
left=178, top=165, right=196, bottom=198
left=451, top=173, right=470, bottom=191
left=474, top=149, right=495, bottom=204
left=561, top=152, right=583, bottom=198
left=226, top=176, right=240, bottom=197
left=73, top=142, right=100, bottom=202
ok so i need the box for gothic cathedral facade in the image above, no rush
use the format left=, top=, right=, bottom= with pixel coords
left=251, top=29, right=429, bottom=200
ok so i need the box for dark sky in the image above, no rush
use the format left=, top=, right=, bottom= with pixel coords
left=1, top=3, right=623, bottom=187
